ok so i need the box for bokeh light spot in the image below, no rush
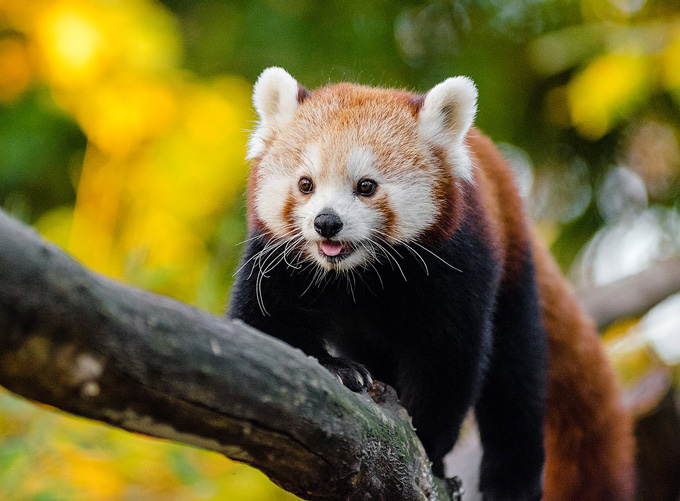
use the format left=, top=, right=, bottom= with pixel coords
left=38, top=5, right=104, bottom=86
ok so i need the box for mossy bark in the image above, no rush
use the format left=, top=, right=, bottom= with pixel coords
left=0, top=209, right=456, bottom=501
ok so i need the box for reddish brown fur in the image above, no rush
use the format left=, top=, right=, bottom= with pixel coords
left=246, top=158, right=265, bottom=232
left=281, top=190, right=296, bottom=230
left=254, top=84, right=427, bottom=178
left=291, top=84, right=426, bottom=175
left=467, top=131, right=532, bottom=283
left=420, top=147, right=466, bottom=244
left=466, top=132, right=635, bottom=500
left=374, top=194, right=397, bottom=237
left=535, top=239, right=635, bottom=500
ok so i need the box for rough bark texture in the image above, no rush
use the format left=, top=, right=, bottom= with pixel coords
left=0, top=209, right=456, bottom=501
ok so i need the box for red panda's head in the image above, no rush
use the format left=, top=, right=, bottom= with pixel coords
left=247, top=67, right=477, bottom=271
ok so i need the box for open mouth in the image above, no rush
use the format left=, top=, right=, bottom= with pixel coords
left=317, top=240, right=355, bottom=261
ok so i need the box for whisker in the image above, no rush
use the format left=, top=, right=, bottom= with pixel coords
left=234, top=229, right=295, bottom=278
left=355, top=262, right=379, bottom=296
left=411, top=241, right=462, bottom=273
left=236, top=233, right=265, bottom=246
left=241, top=227, right=304, bottom=315
left=282, top=235, right=305, bottom=269
left=300, top=268, right=320, bottom=296
left=233, top=246, right=264, bottom=278
left=370, top=238, right=407, bottom=281
left=373, top=230, right=429, bottom=276
left=346, top=268, right=357, bottom=303
left=367, top=261, right=385, bottom=290
left=358, top=241, right=385, bottom=289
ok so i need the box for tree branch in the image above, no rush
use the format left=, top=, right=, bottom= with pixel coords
left=0, top=209, right=454, bottom=501
left=575, top=258, right=680, bottom=330
left=2, top=206, right=679, bottom=500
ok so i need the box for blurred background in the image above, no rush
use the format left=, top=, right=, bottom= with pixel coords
left=1, top=0, right=679, bottom=499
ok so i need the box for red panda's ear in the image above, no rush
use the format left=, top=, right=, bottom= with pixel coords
left=418, top=76, right=478, bottom=181
left=248, top=67, right=304, bottom=159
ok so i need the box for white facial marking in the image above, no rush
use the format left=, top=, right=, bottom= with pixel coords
left=347, top=147, right=381, bottom=182
left=301, top=143, right=323, bottom=179
left=255, top=158, right=292, bottom=236
left=388, top=171, right=437, bottom=241
left=348, top=148, right=437, bottom=243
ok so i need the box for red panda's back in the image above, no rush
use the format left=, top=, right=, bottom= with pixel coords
left=468, top=130, right=635, bottom=500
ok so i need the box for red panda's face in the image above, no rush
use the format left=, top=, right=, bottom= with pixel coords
left=247, top=68, right=477, bottom=271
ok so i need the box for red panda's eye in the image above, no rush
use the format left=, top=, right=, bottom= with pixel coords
left=298, top=177, right=314, bottom=194
left=357, top=179, right=377, bottom=196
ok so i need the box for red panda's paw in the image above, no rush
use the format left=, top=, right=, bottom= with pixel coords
left=319, top=355, right=373, bottom=392
left=444, top=476, right=465, bottom=501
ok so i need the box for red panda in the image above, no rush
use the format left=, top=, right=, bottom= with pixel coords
left=229, top=67, right=635, bottom=500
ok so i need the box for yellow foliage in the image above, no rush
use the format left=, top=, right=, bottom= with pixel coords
left=58, top=444, right=126, bottom=499
left=55, top=73, right=252, bottom=300
left=34, top=0, right=179, bottom=89
left=33, top=206, right=74, bottom=246
left=534, top=221, right=561, bottom=247
left=8, top=0, right=255, bottom=302
left=0, top=387, right=303, bottom=500
left=36, top=3, right=106, bottom=86
left=603, top=319, right=665, bottom=388
left=69, top=76, right=178, bottom=156
left=567, top=52, right=651, bottom=139
left=0, top=37, right=33, bottom=103
left=661, top=25, right=680, bottom=91
left=0, top=1, right=300, bottom=500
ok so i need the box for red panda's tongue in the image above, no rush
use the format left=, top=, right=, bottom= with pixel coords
left=320, top=241, right=343, bottom=257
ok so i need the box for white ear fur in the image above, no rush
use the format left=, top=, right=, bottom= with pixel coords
left=248, top=67, right=300, bottom=159
left=418, top=76, right=478, bottom=181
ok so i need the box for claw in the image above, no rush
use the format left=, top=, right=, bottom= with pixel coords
left=445, top=476, right=464, bottom=501
left=320, top=356, right=373, bottom=392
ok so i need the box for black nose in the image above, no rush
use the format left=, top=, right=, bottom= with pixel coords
left=314, top=210, right=343, bottom=238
